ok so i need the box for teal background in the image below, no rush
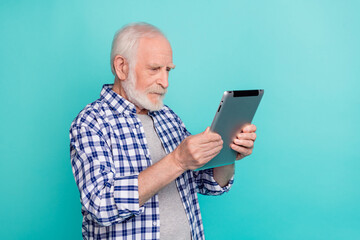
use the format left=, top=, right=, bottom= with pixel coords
left=1, top=0, right=359, bottom=239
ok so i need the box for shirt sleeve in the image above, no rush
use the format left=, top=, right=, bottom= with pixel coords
left=70, top=122, right=145, bottom=227
left=174, top=112, right=235, bottom=196
left=192, top=168, right=234, bottom=196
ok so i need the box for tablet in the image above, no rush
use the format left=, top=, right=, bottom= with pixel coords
left=195, top=89, right=264, bottom=171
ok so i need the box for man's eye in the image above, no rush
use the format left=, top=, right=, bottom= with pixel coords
left=166, top=67, right=171, bottom=72
left=151, top=67, right=160, bottom=71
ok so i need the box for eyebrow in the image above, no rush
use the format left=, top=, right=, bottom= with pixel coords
left=148, top=63, right=176, bottom=69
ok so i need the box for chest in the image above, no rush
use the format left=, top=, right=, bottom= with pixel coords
left=107, top=113, right=185, bottom=175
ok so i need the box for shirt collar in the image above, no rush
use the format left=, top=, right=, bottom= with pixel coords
left=100, top=84, right=168, bottom=116
left=100, top=84, right=137, bottom=115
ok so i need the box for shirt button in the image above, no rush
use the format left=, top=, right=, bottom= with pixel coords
left=136, top=124, right=140, bottom=128
left=146, top=154, right=150, bottom=158
left=153, top=221, right=157, bottom=226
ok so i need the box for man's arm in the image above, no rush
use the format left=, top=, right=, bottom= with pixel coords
left=71, top=119, right=223, bottom=225
left=213, top=124, right=257, bottom=187
left=213, top=164, right=235, bottom=187
left=137, top=153, right=183, bottom=206
left=70, top=124, right=144, bottom=226
left=138, top=127, right=223, bottom=206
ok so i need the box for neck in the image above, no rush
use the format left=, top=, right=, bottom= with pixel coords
left=112, top=78, right=149, bottom=115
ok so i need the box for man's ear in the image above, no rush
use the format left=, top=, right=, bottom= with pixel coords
left=113, top=55, right=129, bottom=81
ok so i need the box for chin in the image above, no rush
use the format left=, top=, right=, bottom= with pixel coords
left=153, top=98, right=165, bottom=110
left=150, top=101, right=164, bottom=111
left=147, top=96, right=164, bottom=110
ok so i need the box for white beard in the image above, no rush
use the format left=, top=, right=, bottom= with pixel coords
left=122, top=69, right=167, bottom=111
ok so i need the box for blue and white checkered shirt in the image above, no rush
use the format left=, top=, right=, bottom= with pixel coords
left=70, top=84, right=234, bottom=240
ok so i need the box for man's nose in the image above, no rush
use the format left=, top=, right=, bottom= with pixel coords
left=157, top=69, right=169, bottom=89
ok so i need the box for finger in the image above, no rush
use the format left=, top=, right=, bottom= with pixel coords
left=236, top=152, right=245, bottom=160
left=195, top=129, right=213, bottom=144
left=230, top=143, right=252, bottom=156
left=208, top=132, right=222, bottom=142
left=202, top=144, right=223, bottom=159
left=207, top=137, right=223, bottom=147
left=236, top=132, right=257, bottom=141
left=233, top=139, right=254, bottom=149
left=197, top=136, right=220, bottom=147
left=242, top=124, right=257, bottom=133
left=203, top=127, right=210, bottom=134
left=203, top=149, right=222, bottom=164
left=200, top=127, right=214, bottom=139
left=231, top=144, right=252, bottom=157
left=199, top=138, right=223, bottom=152
left=201, top=130, right=222, bottom=143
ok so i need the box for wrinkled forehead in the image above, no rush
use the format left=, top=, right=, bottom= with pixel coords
left=136, top=36, right=173, bottom=63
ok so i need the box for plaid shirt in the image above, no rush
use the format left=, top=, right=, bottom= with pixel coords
left=69, top=84, right=234, bottom=240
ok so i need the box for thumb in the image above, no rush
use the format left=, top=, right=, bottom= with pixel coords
left=203, top=127, right=210, bottom=134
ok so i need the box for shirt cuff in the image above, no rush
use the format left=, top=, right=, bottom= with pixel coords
left=113, top=174, right=145, bottom=218
left=203, top=168, right=234, bottom=193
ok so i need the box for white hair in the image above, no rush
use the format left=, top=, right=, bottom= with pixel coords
left=110, top=22, right=165, bottom=75
left=122, top=68, right=167, bottom=111
left=110, top=23, right=168, bottom=111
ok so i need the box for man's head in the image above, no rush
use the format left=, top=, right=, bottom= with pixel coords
left=111, top=23, right=175, bottom=112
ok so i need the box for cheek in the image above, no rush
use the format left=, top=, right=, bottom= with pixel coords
left=134, top=68, right=149, bottom=91
left=135, top=74, right=150, bottom=91
left=140, top=77, right=158, bottom=92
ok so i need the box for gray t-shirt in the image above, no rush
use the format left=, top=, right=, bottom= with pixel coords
left=137, top=114, right=191, bottom=240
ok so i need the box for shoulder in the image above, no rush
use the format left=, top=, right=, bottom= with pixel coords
left=70, top=98, right=110, bottom=133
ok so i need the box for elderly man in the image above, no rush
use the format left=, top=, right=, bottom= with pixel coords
left=70, top=23, right=257, bottom=240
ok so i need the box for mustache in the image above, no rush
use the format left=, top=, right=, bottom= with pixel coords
left=146, top=85, right=167, bottom=95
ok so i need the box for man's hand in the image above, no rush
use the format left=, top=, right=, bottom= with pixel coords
left=230, top=124, right=257, bottom=160
left=172, top=127, right=223, bottom=170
